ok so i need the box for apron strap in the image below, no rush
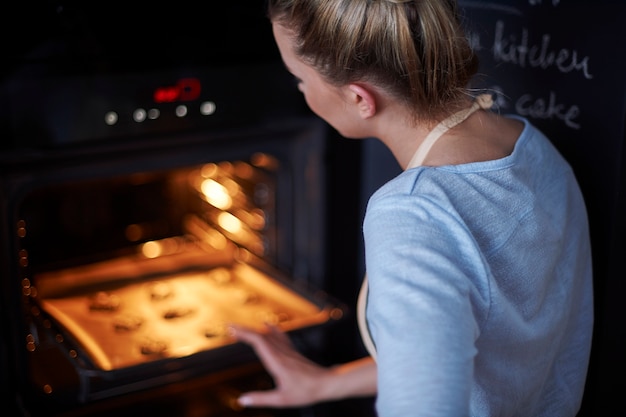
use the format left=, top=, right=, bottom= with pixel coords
left=357, top=94, right=494, bottom=360
left=406, top=94, right=493, bottom=169
left=357, top=274, right=377, bottom=358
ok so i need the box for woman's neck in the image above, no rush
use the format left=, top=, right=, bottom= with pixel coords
left=374, top=104, right=522, bottom=170
left=370, top=105, right=436, bottom=170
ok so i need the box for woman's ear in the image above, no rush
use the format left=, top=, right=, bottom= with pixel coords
left=347, top=83, right=377, bottom=119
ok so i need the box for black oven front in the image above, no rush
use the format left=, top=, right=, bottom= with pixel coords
left=0, top=61, right=348, bottom=417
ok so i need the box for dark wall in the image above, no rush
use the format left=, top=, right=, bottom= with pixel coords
left=0, top=1, right=280, bottom=78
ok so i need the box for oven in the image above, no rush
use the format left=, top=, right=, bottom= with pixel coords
left=0, top=58, right=352, bottom=417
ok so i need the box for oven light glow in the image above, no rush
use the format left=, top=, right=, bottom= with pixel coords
left=244, top=208, right=266, bottom=230
left=221, top=177, right=240, bottom=196
left=142, top=241, right=163, bottom=258
left=218, top=212, right=242, bottom=234
left=234, top=161, right=254, bottom=179
left=251, top=152, right=279, bottom=170
left=201, top=179, right=232, bottom=209
left=204, top=228, right=228, bottom=250
left=200, top=163, right=219, bottom=178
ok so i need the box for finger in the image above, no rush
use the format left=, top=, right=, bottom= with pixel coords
left=228, top=323, right=265, bottom=344
left=237, top=389, right=291, bottom=408
left=258, top=324, right=297, bottom=355
left=230, top=323, right=294, bottom=353
left=228, top=324, right=293, bottom=373
left=265, top=324, right=293, bottom=346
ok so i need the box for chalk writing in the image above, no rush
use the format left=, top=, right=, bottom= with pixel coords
left=464, top=4, right=595, bottom=130
left=493, top=21, right=593, bottom=79
left=515, top=91, right=581, bottom=129
left=488, top=87, right=581, bottom=129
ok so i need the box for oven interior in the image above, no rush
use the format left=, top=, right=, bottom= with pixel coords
left=2, top=117, right=347, bottom=416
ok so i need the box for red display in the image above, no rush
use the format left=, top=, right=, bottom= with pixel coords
left=153, top=78, right=201, bottom=103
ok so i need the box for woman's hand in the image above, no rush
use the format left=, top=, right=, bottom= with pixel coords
left=229, top=324, right=377, bottom=408
left=229, top=323, right=333, bottom=408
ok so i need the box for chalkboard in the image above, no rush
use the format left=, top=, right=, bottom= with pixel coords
left=461, top=1, right=625, bottom=218
left=458, top=2, right=626, bottom=415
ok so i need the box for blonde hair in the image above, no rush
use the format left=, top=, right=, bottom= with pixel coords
left=267, top=0, right=478, bottom=120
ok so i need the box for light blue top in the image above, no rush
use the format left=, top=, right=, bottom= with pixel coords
left=362, top=116, right=594, bottom=417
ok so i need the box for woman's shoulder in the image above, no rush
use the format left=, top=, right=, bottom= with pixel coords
left=364, top=169, right=456, bottom=225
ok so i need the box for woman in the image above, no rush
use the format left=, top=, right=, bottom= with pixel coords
left=230, top=1, right=594, bottom=416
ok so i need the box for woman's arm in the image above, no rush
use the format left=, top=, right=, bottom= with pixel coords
left=230, top=324, right=377, bottom=408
